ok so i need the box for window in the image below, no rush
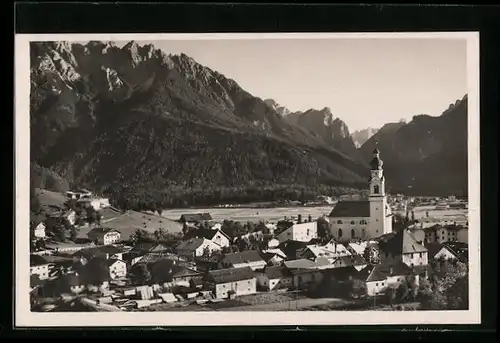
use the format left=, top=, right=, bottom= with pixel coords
left=382, top=282, right=385, bottom=286
left=374, top=185, right=380, bottom=194
left=338, top=229, right=343, bottom=238
left=351, top=229, right=355, bottom=238
left=337, top=220, right=343, bottom=224
left=307, top=229, right=310, bottom=235
left=361, top=229, right=366, bottom=238
left=376, top=283, right=379, bottom=286
left=419, top=253, right=422, bottom=258
left=411, top=263, right=414, bottom=267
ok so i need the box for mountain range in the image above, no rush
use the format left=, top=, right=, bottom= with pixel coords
left=351, top=127, right=379, bottom=148
left=29, top=40, right=468, bottom=209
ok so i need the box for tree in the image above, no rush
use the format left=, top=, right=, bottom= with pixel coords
left=384, top=285, right=398, bottom=306
left=70, top=226, right=78, bottom=242
left=53, top=223, right=66, bottom=242
left=83, top=258, right=110, bottom=286
left=396, top=282, right=410, bottom=303
left=130, top=229, right=154, bottom=244
left=446, top=275, right=468, bottom=310
left=407, top=278, right=419, bottom=301
left=317, top=217, right=332, bottom=243
left=363, top=245, right=380, bottom=264
left=202, top=246, right=211, bottom=257
left=130, top=263, right=151, bottom=285
left=348, top=279, right=367, bottom=299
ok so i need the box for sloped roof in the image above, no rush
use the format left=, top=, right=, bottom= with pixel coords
left=197, top=228, right=230, bottom=241
left=129, top=242, right=169, bottom=254
left=105, top=258, right=126, bottom=267
left=378, top=230, right=427, bottom=255
left=207, top=267, right=255, bottom=283
left=264, top=266, right=292, bottom=279
left=222, top=250, right=265, bottom=265
left=365, top=262, right=413, bottom=282
left=442, top=242, right=468, bottom=262
left=284, top=259, right=318, bottom=270
left=425, top=243, right=443, bottom=259
left=180, top=213, right=212, bottom=222
left=87, top=227, right=121, bottom=237
left=176, top=238, right=206, bottom=252
left=334, top=254, right=367, bottom=267
left=30, top=254, right=49, bottom=266
left=328, top=201, right=370, bottom=218
left=73, top=245, right=124, bottom=259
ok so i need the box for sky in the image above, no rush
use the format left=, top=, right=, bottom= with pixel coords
left=115, top=38, right=467, bottom=132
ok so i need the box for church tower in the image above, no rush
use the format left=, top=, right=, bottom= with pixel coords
left=368, top=147, right=392, bottom=238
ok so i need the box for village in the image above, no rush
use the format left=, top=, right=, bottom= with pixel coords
left=29, top=149, right=469, bottom=312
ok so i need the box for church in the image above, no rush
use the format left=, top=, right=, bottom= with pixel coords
left=327, top=148, right=393, bottom=242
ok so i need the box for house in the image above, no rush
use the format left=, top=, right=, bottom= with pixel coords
left=261, top=248, right=287, bottom=266
left=298, top=240, right=352, bottom=263
left=205, top=267, right=256, bottom=299
left=47, top=210, right=77, bottom=226
left=328, top=148, right=393, bottom=242
left=77, top=197, right=110, bottom=211
left=288, top=268, right=325, bottom=290
left=197, top=228, right=231, bottom=248
left=428, top=242, right=468, bottom=263
left=33, top=222, right=46, bottom=239
left=30, top=214, right=47, bottom=239
left=364, top=262, right=420, bottom=296
left=87, top=227, right=121, bottom=245
left=256, top=266, right=293, bottom=291
left=377, top=229, right=429, bottom=268
left=124, top=242, right=170, bottom=265
left=276, top=221, right=318, bottom=243
left=73, top=245, right=125, bottom=264
left=332, top=255, right=368, bottom=270
left=106, top=259, right=127, bottom=280
left=217, top=250, right=266, bottom=271
left=277, top=240, right=310, bottom=260
left=345, top=241, right=369, bottom=256
left=66, top=189, right=92, bottom=200
left=176, top=237, right=222, bottom=258
left=149, top=259, right=202, bottom=286
left=179, top=213, right=213, bottom=225
left=30, top=255, right=51, bottom=280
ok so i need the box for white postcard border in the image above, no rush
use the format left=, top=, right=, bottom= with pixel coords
left=15, top=32, right=481, bottom=327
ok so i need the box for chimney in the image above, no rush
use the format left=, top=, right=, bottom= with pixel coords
left=298, top=214, right=302, bottom=224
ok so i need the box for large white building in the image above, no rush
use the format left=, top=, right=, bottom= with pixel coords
left=276, top=221, right=318, bottom=243
left=328, top=148, right=393, bottom=242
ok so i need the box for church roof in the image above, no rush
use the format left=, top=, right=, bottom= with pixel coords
left=328, top=201, right=370, bottom=218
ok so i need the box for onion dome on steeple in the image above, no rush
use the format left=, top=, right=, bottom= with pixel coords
left=370, top=144, right=383, bottom=170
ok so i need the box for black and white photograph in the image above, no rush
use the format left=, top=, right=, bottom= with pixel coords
left=15, top=32, right=480, bottom=326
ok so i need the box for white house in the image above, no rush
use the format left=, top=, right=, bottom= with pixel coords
left=328, top=148, right=393, bottom=242
left=256, top=266, right=293, bottom=291
left=33, top=222, right=46, bottom=239
left=206, top=267, right=257, bottom=299
left=198, top=229, right=231, bottom=248
left=77, top=197, right=110, bottom=211
left=30, top=255, right=51, bottom=280
left=378, top=229, right=429, bottom=268
left=87, top=228, right=121, bottom=245
left=364, top=262, right=420, bottom=297
left=106, top=259, right=127, bottom=280
left=218, top=250, right=267, bottom=271
left=176, top=237, right=222, bottom=258
left=298, top=242, right=351, bottom=263
left=276, top=221, right=318, bottom=243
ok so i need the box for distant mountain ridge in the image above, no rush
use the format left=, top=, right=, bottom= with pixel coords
left=30, top=41, right=369, bottom=209
left=351, top=127, right=379, bottom=148
left=284, top=107, right=363, bottom=162
left=359, top=95, right=468, bottom=196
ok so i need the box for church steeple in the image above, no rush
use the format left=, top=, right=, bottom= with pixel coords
left=370, top=144, right=383, bottom=171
